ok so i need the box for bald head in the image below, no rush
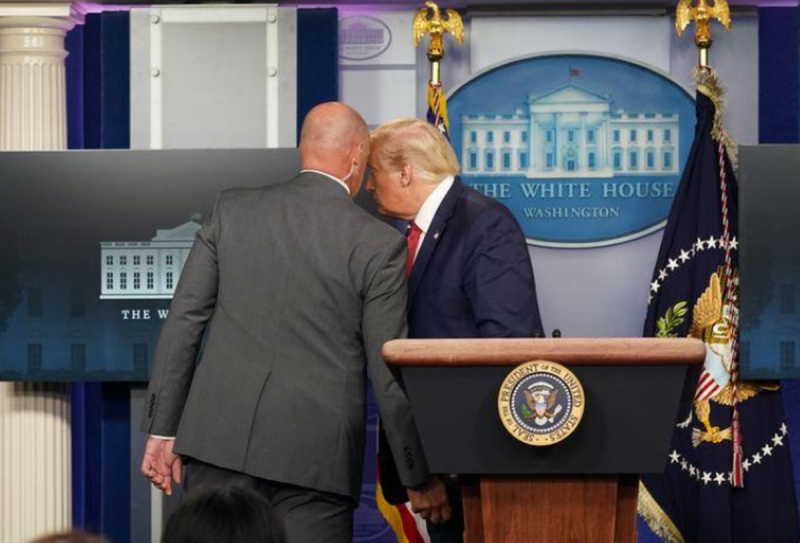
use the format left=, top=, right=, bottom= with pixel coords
left=300, top=103, right=368, bottom=154
left=298, top=104, right=370, bottom=196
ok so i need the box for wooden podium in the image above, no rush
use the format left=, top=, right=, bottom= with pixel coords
left=383, top=338, right=705, bottom=543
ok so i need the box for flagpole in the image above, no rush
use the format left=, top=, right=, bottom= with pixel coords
left=413, top=1, right=463, bottom=136
left=675, top=0, right=747, bottom=488
left=430, top=58, right=441, bottom=87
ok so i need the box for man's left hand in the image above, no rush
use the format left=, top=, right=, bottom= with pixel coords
left=407, top=477, right=451, bottom=524
left=141, top=437, right=183, bottom=496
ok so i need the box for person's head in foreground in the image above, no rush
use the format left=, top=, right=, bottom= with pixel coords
left=162, top=485, right=286, bottom=543
left=367, top=118, right=460, bottom=221
left=29, top=531, right=110, bottom=543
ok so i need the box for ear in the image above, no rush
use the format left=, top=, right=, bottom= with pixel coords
left=357, top=141, right=366, bottom=158
left=399, top=163, right=413, bottom=188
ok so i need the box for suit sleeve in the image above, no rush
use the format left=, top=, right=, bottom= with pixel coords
left=364, top=235, right=432, bottom=489
left=140, top=195, right=223, bottom=436
left=464, top=208, right=544, bottom=338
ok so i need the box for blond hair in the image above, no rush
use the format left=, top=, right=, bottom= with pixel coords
left=370, top=119, right=460, bottom=183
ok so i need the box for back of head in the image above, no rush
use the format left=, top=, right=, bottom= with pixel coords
left=162, top=486, right=286, bottom=543
left=370, top=118, right=460, bottom=183
left=299, top=102, right=369, bottom=166
left=29, top=531, right=110, bottom=543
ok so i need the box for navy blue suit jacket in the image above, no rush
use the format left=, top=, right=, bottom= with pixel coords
left=407, top=177, right=542, bottom=339
left=380, top=177, right=543, bottom=503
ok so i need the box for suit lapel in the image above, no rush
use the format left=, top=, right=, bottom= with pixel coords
left=407, top=178, right=466, bottom=309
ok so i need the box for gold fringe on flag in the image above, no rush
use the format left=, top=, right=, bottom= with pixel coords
left=695, top=67, right=739, bottom=171
left=637, top=481, right=687, bottom=543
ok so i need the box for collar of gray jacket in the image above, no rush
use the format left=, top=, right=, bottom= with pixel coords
left=295, top=170, right=351, bottom=198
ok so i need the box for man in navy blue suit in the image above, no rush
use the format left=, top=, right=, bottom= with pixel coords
left=366, top=118, right=543, bottom=543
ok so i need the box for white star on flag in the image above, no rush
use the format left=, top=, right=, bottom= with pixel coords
left=753, top=452, right=763, bottom=465
left=651, top=280, right=661, bottom=293
left=659, top=269, right=668, bottom=280
left=667, top=258, right=679, bottom=270
left=773, top=434, right=785, bottom=447
left=679, top=249, right=691, bottom=263
left=706, top=235, right=717, bottom=249
left=669, top=451, right=681, bottom=464
left=714, top=472, right=726, bottom=485
left=763, top=444, right=774, bottom=457
left=702, top=472, right=712, bottom=484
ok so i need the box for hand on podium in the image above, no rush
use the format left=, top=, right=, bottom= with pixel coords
left=407, top=477, right=451, bottom=524
left=141, top=436, right=183, bottom=496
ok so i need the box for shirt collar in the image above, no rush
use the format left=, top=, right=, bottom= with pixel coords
left=300, top=169, right=351, bottom=195
left=413, top=175, right=455, bottom=234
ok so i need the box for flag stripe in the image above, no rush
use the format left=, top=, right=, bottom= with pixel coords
left=376, top=480, right=427, bottom=543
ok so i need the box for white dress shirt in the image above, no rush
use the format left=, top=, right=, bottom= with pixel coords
left=409, top=175, right=455, bottom=263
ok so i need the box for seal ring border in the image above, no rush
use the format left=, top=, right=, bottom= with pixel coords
left=497, top=360, right=586, bottom=447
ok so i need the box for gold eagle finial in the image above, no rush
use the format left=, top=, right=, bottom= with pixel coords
left=413, top=1, right=464, bottom=63
left=676, top=0, right=731, bottom=49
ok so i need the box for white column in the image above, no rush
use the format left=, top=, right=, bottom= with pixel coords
left=0, top=4, right=82, bottom=543
left=580, top=112, right=587, bottom=171
left=599, top=114, right=607, bottom=170
left=553, top=112, right=561, bottom=172
left=529, top=115, right=537, bottom=174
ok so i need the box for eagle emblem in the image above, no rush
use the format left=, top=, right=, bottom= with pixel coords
left=685, top=269, right=777, bottom=447
left=412, top=2, right=464, bottom=61
left=523, top=382, right=563, bottom=426
left=498, top=361, right=585, bottom=447
left=675, top=0, right=731, bottom=45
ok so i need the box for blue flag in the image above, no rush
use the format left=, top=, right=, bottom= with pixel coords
left=638, top=70, right=799, bottom=543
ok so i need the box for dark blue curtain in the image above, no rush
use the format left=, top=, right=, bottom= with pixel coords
left=297, top=8, right=339, bottom=142
left=68, top=12, right=132, bottom=543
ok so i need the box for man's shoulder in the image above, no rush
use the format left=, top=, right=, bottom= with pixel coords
left=219, top=179, right=295, bottom=203
left=348, top=205, right=405, bottom=245
left=456, top=184, right=518, bottom=225
left=215, top=178, right=315, bottom=216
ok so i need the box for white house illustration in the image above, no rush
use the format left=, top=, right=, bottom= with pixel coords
left=460, top=84, right=680, bottom=179
left=100, top=215, right=201, bottom=300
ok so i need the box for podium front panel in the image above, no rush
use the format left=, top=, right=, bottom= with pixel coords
left=400, top=364, right=690, bottom=475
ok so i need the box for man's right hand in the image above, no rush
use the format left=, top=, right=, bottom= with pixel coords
left=141, top=437, right=182, bottom=496
left=407, top=477, right=451, bottom=524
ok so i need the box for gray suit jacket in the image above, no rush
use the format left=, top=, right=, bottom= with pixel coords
left=141, top=172, right=431, bottom=499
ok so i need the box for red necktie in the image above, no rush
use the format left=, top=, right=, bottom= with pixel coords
left=406, top=222, right=422, bottom=278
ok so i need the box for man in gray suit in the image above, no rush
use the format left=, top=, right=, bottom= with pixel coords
left=140, top=103, right=449, bottom=542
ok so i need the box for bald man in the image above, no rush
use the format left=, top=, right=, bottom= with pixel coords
left=140, top=103, right=448, bottom=542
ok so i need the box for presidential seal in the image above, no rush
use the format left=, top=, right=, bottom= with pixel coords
left=497, top=360, right=586, bottom=446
